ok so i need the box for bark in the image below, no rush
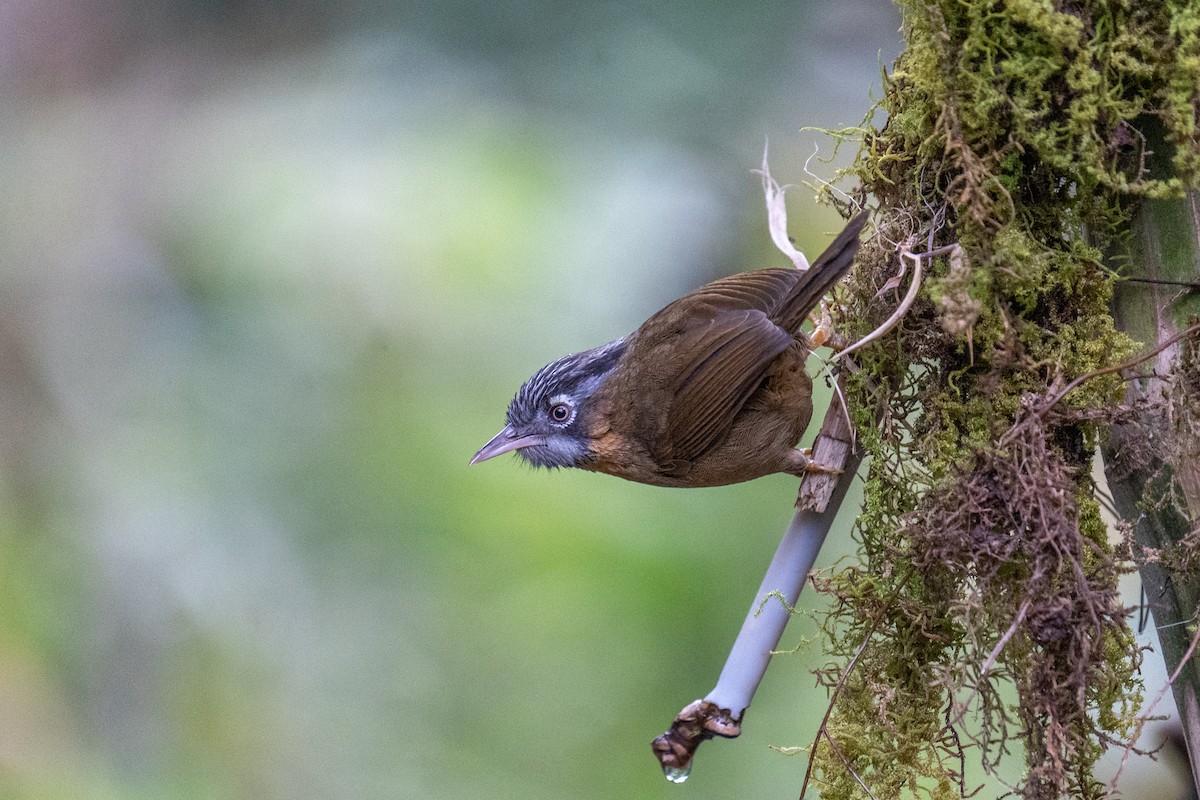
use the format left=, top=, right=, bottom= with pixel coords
left=1102, top=188, right=1200, bottom=781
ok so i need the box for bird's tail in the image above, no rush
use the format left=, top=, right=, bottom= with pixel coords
left=774, top=210, right=868, bottom=332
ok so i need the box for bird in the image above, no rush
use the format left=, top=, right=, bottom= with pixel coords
left=470, top=211, right=868, bottom=488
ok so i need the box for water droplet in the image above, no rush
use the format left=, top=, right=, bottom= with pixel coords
left=663, top=764, right=692, bottom=784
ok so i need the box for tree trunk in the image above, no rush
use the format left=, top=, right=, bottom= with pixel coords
left=1102, top=189, right=1200, bottom=779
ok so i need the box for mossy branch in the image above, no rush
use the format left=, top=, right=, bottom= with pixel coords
left=802, top=0, right=1200, bottom=797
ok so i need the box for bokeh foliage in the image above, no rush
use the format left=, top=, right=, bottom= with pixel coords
left=0, top=1, right=895, bottom=798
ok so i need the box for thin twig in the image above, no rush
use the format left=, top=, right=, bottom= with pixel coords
left=1038, top=320, right=1200, bottom=419
left=800, top=635, right=873, bottom=800
left=1107, top=615, right=1200, bottom=794
left=1124, top=277, right=1200, bottom=290
left=951, top=599, right=1032, bottom=727
left=820, top=729, right=879, bottom=800
left=802, top=140, right=859, bottom=207
left=980, top=599, right=1031, bottom=677
left=833, top=243, right=959, bottom=362
left=800, top=567, right=917, bottom=799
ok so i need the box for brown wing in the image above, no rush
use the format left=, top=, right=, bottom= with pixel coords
left=627, top=213, right=866, bottom=475
left=658, top=310, right=793, bottom=469
left=629, top=270, right=802, bottom=473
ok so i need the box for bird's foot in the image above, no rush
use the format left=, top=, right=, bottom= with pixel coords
left=807, top=301, right=850, bottom=351
left=790, top=448, right=843, bottom=476
left=807, top=302, right=833, bottom=348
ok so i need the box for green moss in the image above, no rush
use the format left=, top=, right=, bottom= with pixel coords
left=806, top=0, right=1197, bottom=795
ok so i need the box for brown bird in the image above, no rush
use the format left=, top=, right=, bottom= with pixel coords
left=471, top=211, right=867, bottom=487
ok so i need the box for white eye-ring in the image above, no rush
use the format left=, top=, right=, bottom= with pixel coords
left=548, top=396, right=574, bottom=425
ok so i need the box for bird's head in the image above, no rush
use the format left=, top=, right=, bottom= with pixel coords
left=470, top=338, right=627, bottom=470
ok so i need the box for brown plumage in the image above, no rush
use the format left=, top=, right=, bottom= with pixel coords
left=471, top=211, right=868, bottom=488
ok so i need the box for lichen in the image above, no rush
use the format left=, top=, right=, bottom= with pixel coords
left=802, top=0, right=1199, bottom=796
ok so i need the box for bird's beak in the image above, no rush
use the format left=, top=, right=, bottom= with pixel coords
left=470, top=425, right=545, bottom=465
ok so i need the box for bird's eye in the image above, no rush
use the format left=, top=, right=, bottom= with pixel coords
left=549, top=403, right=573, bottom=424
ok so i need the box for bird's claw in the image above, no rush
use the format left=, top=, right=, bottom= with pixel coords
left=792, top=448, right=842, bottom=476
left=807, top=301, right=835, bottom=348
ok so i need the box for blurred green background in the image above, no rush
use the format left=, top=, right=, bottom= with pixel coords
left=0, top=1, right=909, bottom=797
